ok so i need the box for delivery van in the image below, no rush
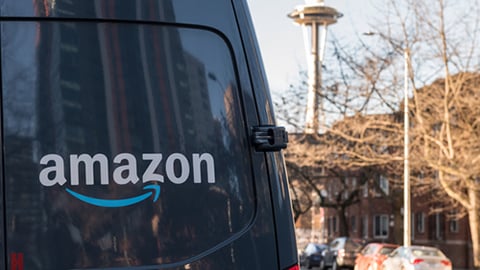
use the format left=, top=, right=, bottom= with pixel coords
left=0, top=0, right=298, bottom=269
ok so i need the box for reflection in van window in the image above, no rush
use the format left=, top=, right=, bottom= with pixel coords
left=2, top=21, right=254, bottom=269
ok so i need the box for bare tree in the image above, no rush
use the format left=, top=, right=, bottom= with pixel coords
left=278, top=1, right=480, bottom=263
left=367, top=0, right=480, bottom=266
left=411, top=73, right=480, bottom=266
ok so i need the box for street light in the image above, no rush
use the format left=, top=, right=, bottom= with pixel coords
left=288, top=0, right=342, bottom=134
left=364, top=32, right=411, bottom=246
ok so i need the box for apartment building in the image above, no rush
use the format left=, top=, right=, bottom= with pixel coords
left=323, top=177, right=473, bottom=268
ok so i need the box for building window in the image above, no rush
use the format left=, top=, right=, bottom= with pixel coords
left=362, top=216, right=369, bottom=238
left=328, top=217, right=338, bottom=236
left=449, top=211, right=459, bottom=233
left=373, top=215, right=389, bottom=238
left=327, top=217, right=332, bottom=236
left=374, top=175, right=389, bottom=197
left=450, top=218, right=459, bottom=233
left=328, top=185, right=334, bottom=200
left=333, top=216, right=338, bottom=233
left=351, top=216, right=357, bottom=232
left=351, top=177, right=357, bottom=188
left=418, top=172, right=425, bottom=183
left=416, top=212, right=425, bottom=233
left=411, top=213, right=415, bottom=240
left=435, top=213, right=445, bottom=240
left=379, top=175, right=389, bottom=195
left=363, top=182, right=369, bottom=198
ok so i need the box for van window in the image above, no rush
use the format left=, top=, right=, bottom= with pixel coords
left=2, top=21, right=254, bottom=268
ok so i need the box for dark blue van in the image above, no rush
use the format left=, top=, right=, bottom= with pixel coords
left=0, top=0, right=298, bottom=269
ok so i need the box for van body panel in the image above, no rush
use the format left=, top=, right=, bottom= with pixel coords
left=0, top=0, right=297, bottom=269
left=231, top=1, right=298, bottom=267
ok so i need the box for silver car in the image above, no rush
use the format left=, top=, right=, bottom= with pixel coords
left=382, top=245, right=452, bottom=270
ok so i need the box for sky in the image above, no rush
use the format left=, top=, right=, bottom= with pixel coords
left=247, top=0, right=379, bottom=95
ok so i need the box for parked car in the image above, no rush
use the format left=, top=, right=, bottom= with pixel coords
left=382, top=245, right=452, bottom=270
left=320, top=237, right=364, bottom=270
left=300, top=243, right=329, bottom=269
left=354, top=243, right=399, bottom=270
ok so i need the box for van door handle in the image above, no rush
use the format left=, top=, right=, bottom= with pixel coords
left=252, top=126, right=288, bottom=152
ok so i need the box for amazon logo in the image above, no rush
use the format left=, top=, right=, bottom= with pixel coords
left=39, top=153, right=216, bottom=207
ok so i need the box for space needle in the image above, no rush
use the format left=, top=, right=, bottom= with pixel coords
left=288, top=0, right=342, bottom=134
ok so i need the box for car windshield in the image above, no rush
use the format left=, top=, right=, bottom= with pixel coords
left=345, top=239, right=362, bottom=250
left=379, top=247, right=396, bottom=255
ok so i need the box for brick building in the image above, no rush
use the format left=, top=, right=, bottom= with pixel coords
left=322, top=177, right=474, bottom=268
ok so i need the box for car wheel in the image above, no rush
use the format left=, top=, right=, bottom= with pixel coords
left=306, top=260, right=312, bottom=269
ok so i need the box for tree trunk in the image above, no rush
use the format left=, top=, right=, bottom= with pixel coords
left=468, top=189, right=480, bottom=268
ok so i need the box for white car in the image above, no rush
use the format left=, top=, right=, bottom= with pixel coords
left=382, top=245, right=452, bottom=270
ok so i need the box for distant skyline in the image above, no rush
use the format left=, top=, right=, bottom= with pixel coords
left=247, top=0, right=379, bottom=95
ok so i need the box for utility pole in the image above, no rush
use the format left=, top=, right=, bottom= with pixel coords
left=363, top=32, right=412, bottom=247
left=403, top=49, right=411, bottom=247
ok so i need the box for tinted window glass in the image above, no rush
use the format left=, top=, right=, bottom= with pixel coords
left=2, top=21, right=254, bottom=269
